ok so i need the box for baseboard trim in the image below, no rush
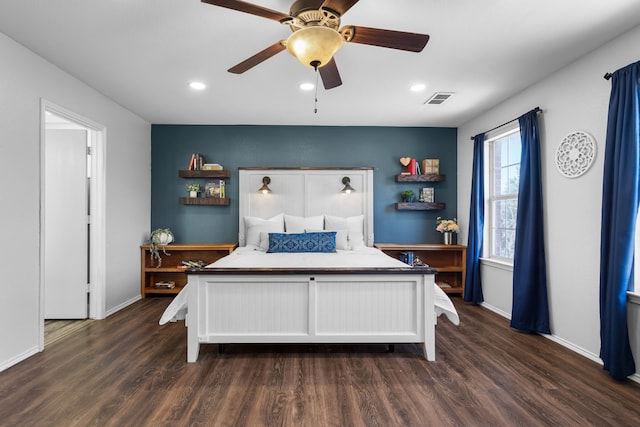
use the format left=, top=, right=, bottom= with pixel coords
left=476, top=304, right=640, bottom=383
left=543, top=333, right=601, bottom=364
left=0, top=345, right=40, bottom=373
left=104, top=295, right=141, bottom=318
left=479, top=302, right=511, bottom=319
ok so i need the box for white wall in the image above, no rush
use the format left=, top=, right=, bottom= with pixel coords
left=457, top=25, right=640, bottom=377
left=0, top=32, right=150, bottom=370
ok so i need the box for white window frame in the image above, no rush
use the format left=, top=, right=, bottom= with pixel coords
left=484, top=122, right=521, bottom=266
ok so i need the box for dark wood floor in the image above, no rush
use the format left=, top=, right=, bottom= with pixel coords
left=2, top=297, right=640, bottom=426
left=44, top=318, right=94, bottom=346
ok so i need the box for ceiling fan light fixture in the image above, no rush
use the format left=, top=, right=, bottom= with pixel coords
left=286, top=26, right=344, bottom=69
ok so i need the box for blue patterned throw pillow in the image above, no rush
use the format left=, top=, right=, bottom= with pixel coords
left=267, top=232, right=337, bottom=253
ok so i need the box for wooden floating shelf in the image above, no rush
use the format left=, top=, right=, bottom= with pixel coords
left=396, top=174, right=446, bottom=182
left=180, top=197, right=230, bottom=206
left=178, top=170, right=230, bottom=178
left=395, top=202, right=446, bottom=211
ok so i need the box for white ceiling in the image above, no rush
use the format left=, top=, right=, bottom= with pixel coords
left=1, top=0, right=639, bottom=127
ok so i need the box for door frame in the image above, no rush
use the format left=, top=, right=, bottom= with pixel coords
left=39, top=99, right=107, bottom=349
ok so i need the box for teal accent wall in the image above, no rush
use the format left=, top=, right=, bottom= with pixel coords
left=151, top=125, right=457, bottom=244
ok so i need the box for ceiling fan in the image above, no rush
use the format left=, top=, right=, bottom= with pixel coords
left=201, top=0, right=430, bottom=89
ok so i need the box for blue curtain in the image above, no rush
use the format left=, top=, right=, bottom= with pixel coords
left=599, top=60, right=639, bottom=380
left=464, top=133, right=485, bottom=304
left=511, top=109, right=551, bottom=334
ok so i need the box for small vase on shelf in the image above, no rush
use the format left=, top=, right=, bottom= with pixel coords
left=443, top=231, right=453, bottom=245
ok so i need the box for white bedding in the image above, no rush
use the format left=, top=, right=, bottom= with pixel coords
left=214, top=245, right=414, bottom=268
left=160, top=247, right=459, bottom=326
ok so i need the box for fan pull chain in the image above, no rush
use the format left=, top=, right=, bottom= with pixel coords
left=310, top=60, right=321, bottom=114
left=314, top=69, right=319, bottom=114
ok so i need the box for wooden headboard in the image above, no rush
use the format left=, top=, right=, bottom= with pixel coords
left=238, top=167, right=374, bottom=246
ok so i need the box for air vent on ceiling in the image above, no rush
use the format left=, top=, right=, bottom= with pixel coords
left=424, top=92, right=454, bottom=105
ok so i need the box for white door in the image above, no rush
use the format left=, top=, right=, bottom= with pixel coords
left=44, top=129, right=89, bottom=319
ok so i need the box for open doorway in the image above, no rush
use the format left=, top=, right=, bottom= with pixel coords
left=40, top=100, right=106, bottom=349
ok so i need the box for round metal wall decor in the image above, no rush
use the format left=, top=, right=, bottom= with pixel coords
left=555, top=131, right=596, bottom=178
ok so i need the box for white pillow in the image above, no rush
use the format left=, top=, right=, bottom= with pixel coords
left=306, top=229, right=349, bottom=250
left=324, top=214, right=366, bottom=249
left=284, top=214, right=324, bottom=233
left=258, top=231, right=270, bottom=251
left=243, top=213, right=284, bottom=247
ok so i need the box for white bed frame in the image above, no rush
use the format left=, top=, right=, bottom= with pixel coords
left=186, top=168, right=436, bottom=362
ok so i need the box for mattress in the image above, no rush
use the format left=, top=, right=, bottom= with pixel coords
left=210, top=245, right=415, bottom=268
left=159, top=246, right=459, bottom=326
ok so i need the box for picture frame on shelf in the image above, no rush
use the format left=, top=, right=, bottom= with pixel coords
left=421, top=187, right=434, bottom=203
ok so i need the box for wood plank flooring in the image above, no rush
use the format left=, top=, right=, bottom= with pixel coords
left=44, top=319, right=94, bottom=346
left=2, top=297, right=640, bottom=426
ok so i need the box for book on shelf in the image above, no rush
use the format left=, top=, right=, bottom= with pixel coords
left=154, top=281, right=175, bottom=289
left=188, top=153, right=205, bottom=171
left=408, top=159, right=417, bottom=175
left=205, top=180, right=225, bottom=198
left=181, top=260, right=207, bottom=268
left=202, top=163, right=223, bottom=171
left=400, top=251, right=414, bottom=266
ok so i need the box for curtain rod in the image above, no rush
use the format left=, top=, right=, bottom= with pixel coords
left=469, top=106, right=541, bottom=140
left=604, top=72, right=612, bottom=80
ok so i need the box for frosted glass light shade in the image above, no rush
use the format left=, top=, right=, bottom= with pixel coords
left=286, top=26, right=344, bottom=68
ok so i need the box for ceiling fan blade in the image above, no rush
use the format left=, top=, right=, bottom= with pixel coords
left=343, top=25, right=429, bottom=52
left=227, top=41, right=286, bottom=74
left=321, top=0, right=359, bottom=16
left=201, top=0, right=291, bottom=22
left=319, top=57, right=342, bottom=89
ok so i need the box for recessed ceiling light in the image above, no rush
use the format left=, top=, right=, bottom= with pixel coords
left=299, top=82, right=315, bottom=91
left=189, top=81, right=206, bottom=90
left=410, top=83, right=426, bottom=92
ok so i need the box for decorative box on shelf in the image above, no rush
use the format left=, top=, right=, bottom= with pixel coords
left=421, top=159, right=440, bottom=174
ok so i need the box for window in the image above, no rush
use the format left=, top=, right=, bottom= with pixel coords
left=487, top=124, right=521, bottom=263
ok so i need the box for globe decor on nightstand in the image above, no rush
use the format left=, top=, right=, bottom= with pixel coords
left=436, top=217, right=459, bottom=245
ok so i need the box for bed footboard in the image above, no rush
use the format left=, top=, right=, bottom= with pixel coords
left=186, top=270, right=436, bottom=362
